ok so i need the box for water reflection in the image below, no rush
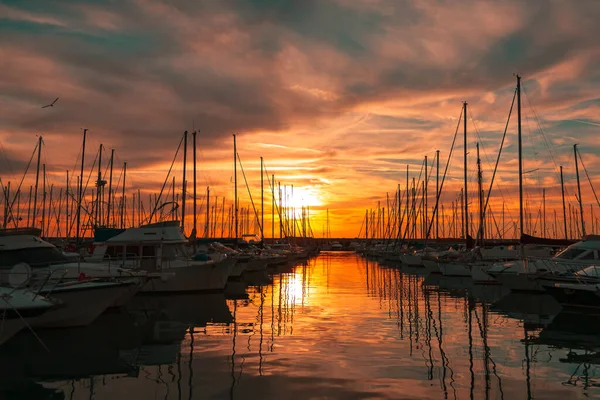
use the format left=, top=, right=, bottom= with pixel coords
left=3, top=253, right=599, bottom=399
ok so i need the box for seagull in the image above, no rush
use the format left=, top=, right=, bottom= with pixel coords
left=41, top=97, right=59, bottom=108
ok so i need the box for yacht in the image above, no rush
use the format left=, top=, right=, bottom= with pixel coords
left=486, top=237, right=600, bottom=292
left=89, top=221, right=234, bottom=293
left=0, top=232, right=144, bottom=308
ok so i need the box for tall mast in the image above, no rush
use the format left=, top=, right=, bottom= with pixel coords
left=574, top=144, right=586, bottom=237
left=463, top=101, right=469, bottom=245
left=65, top=170, right=69, bottom=238
left=33, top=136, right=42, bottom=229
left=41, top=164, right=46, bottom=237
left=260, top=156, right=264, bottom=242
left=278, top=182, right=282, bottom=238
left=542, top=188, right=546, bottom=238
left=424, top=155, right=428, bottom=239
left=182, top=131, right=188, bottom=232
left=77, top=129, right=87, bottom=245
left=205, top=186, right=210, bottom=238
left=96, top=144, right=103, bottom=227
left=436, top=150, right=440, bottom=239
left=560, top=166, right=567, bottom=239
left=477, top=143, right=484, bottom=244
left=517, top=75, right=524, bottom=243
left=233, top=134, right=238, bottom=243
left=271, top=174, right=275, bottom=240
left=121, top=162, right=127, bottom=228
left=107, top=149, right=114, bottom=227
left=193, top=131, right=197, bottom=246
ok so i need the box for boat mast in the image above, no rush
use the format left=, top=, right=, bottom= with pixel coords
left=517, top=75, right=524, bottom=245
left=436, top=150, right=440, bottom=239
left=477, top=143, right=484, bottom=245
left=560, top=166, right=567, bottom=239
left=33, top=135, right=42, bottom=229
left=271, top=174, right=275, bottom=240
left=574, top=144, right=586, bottom=237
left=182, top=131, right=188, bottom=233
left=65, top=171, right=69, bottom=238
left=193, top=130, right=197, bottom=248
left=107, top=149, right=114, bottom=227
left=261, top=156, right=264, bottom=242
left=424, top=155, right=428, bottom=240
left=96, top=144, right=103, bottom=227
left=121, top=162, right=127, bottom=229
left=77, top=130, right=87, bottom=245
left=463, top=101, right=469, bottom=245
left=41, top=164, right=46, bottom=237
left=233, top=134, right=238, bottom=243
left=205, top=186, right=210, bottom=238
left=542, top=188, right=546, bottom=238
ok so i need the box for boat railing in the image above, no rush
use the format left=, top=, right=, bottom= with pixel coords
left=33, top=269, right=69, bottom=299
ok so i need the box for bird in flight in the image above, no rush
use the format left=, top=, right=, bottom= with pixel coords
left=41, top=97, right=59, bottom=108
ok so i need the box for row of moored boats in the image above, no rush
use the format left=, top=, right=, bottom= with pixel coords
left=0, top=221, right=316, bottom=346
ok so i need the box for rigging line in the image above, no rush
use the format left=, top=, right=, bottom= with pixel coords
left=6, top=143, right=38, bottom=227
left=148, top=135, right=184, bottom=223
left=482, top=88, right=516, bottom=223
left=262, top=162, right=286, bottom=232
left=423, top=106, right=463, bottom=241
left=469, top=111, right=517, bottom=215
left=523, top=84, right=561, bottom=173
left=577, top=148, right=600, bottom=209
left=237, top=153, right=263, bottom=237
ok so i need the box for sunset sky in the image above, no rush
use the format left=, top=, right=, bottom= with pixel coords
left=1, top=0, right=600, bottom=238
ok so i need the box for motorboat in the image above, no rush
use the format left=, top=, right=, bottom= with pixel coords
left=89, top=221, right=234, bottom=293
left=486, top=237, right=600, bottom=292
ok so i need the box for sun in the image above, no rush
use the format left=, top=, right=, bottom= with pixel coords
left=285, top=186, right=323, bottom=209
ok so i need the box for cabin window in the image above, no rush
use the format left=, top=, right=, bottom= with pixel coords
left=104, top=245, right=124, bottom=259
left=125, top=245, right=140, bottom=257
left=0, top=247, right=68, bottom=269
left=579, top=250, right=597, bottom=260
left=142, top=246, right=155, bottom=258
left=162, top=244, right=183, bottom=260
left=556, top=248, right=587, bottom=260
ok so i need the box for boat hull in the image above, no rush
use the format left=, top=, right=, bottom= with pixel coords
left=141, top=261, right=231, bottom=294
left=544, top=286, right=600, bottom=309
left=34, top=282, right=135, bottom=328
left=492, top=273, right=546, bottom=293
left=439, top=262, right=471, bottom=277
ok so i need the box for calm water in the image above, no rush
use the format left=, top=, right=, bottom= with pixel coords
left=2, top=253, right=599, bottom=399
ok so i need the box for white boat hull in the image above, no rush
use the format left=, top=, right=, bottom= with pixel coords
left=35, top=282, right=136, bottom=328
left=439, top=262, right=471, bottom=277
left=493, top=273, right=546, bottom=293
left=141, top=261, right=231, bottom=294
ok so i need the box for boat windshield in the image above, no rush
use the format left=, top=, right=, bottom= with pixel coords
left=575, top=265, right=600, bottom=278
left=162, top=243, right=188, bottom=260
left=555, top=247, right=589, bottom=260
left=0, top=247, right=69, bottom=269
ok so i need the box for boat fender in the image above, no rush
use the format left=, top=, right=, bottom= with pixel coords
left=8, top=262, right=32, bottom=288
left=88, top=244, right=95, bottom=254
left=78, top=272, right=92, bottom=281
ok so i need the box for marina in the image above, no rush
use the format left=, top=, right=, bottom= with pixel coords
left=3, top=1, right=600, bottom=398
left=0, top=252, right=598, bottom=399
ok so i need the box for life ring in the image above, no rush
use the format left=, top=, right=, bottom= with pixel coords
left=9, top=262, right=32, bottom=288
